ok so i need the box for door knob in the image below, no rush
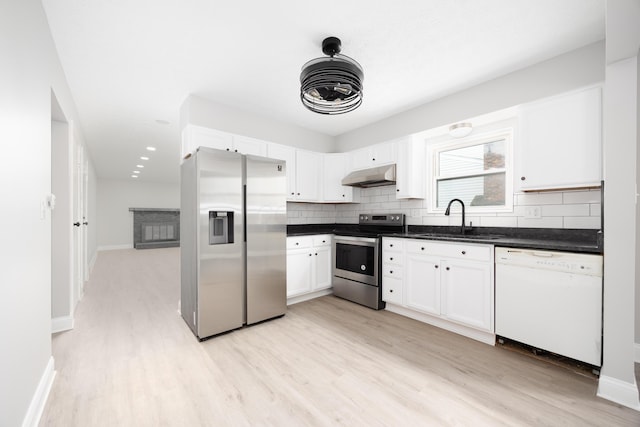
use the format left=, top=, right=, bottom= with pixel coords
left=83, top=221, right=88, bottom=226
left=73, top=222, right=81, bottom=227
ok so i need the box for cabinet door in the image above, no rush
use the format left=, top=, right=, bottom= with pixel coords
left=518, top=86, right=602, bottom=191
left=350, top=147, right=373, bottom=170
left=440, top=259, right=492, bottom=331
left=295, top=150, right=322, bottom=202
left=395, top=136, right=426, bottom=199
left=323, top=153, right=357, bottom=202
left=267, top=143, right=296, bottom=200
left=405, top=254, right=440, bottom=315
left=182, top=125, right=232, bottom=158
left=372, top=141, right=397, bottom=166
left=382, top=276, right=404, bottom=305
left=233, top=135, right=268, bottom=156
left=312, top=245, right=332, bottom=291
left=287, top=250, right=313, bottom=297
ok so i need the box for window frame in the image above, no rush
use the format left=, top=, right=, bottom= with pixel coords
left=427, top=127, right=514, bottom=214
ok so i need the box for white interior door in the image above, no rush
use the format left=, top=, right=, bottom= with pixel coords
left=73, top=134, right=87, bottom=304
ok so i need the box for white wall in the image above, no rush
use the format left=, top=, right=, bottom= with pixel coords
left=97, top=179, right=180, bottom=249
left=335, top=41, right=605, bottom=152
left=87, top=157, right=99, bottom=268
left=180, top=95, right=336, bottom=152
left=0, top=1, right=92, bottom=425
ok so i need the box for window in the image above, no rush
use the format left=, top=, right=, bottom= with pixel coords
left=428, top=129, right=513, bottom=212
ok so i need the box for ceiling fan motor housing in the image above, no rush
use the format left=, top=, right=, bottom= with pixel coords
left=300, top=36, right=364, bottom=114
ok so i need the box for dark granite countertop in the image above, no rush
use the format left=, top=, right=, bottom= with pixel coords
left=287, top=224, right=603, bottom=254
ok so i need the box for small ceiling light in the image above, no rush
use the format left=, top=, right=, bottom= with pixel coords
left=140, top=156, right=149, bottom=160
left=131, top=175, right=138, bottom=178
left=136, top=164, right=144, bottom=168
left=155, top=119, right=170, bottom=125
left=146, top=146, right=156, bottom=151
left=449, top=122, right=473, bottom=138
left=300, top=36, right=364, bottom=115
left=133, top=170, right=140, bottom=174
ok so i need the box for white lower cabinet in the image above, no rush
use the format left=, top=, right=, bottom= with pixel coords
left=382, top=237, right=494, bottom=343
left=286, top=235, right=332, bottom=299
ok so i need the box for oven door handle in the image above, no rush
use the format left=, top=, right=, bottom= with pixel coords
left=333, top=235, right=378, bottom=245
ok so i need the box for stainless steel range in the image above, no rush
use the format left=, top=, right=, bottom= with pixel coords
left=332, top=213, right=405, bottom=309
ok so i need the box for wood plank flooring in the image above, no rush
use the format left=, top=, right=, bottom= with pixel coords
left=40, top=248, right=640, bottom=426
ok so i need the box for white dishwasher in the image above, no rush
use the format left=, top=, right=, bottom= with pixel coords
left=495, top=247, right=603, bottom=366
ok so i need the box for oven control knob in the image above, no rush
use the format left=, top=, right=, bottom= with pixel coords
left=360, top=265, right=366, bottom=271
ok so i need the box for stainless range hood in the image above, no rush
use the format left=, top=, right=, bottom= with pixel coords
left=341, top=164, right=396, bottom=188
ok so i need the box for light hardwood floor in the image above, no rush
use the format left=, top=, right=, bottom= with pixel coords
left=41, top=248, right=640, bottom=426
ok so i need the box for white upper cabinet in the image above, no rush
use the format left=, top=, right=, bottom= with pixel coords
left=267, top=143, right=297, bottom=200
left=233, top=135, right=268, bottom=157
left=395, top=135, right=426, bottom=199
left=323, top=152, right=360, bottom=203
left=350, top=141, right=397, bottom=170
left=517, top=86, right=602, bottom=191
left=181, top=125, right=267, bottom=159
left=294, top=149, right=322, bottom=202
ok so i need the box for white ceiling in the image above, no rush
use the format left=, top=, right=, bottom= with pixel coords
left=42, top=0, right=605, bottom=184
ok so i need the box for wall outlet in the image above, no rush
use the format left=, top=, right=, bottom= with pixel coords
left=524, top=206, right=542, bottom=219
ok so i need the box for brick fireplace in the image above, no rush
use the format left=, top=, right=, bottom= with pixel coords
left=129, top=208, right=180, bottom=249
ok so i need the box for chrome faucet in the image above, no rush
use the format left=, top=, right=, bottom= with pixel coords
left=444, top=198, right=466, bottom=234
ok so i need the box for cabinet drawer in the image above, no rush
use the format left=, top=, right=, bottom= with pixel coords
left=312, top=235, right=331, bottom=247
left=287, top=236, right=312, bottom=249
left=406, top=240, right=440, bottom=255
left=382, top=252, right=402, bottom=264
left=436, top=243, right=492, bottom=261
left=383, top=264, right=403, bottom=279
left=383, top=238, right=404, bottom=252
left=382, top=277, right=403, bottom=305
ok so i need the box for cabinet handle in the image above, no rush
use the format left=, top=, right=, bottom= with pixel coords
left=297, top=192, right=300, bottom=195
left=521, top=176, right=526, bottom=181
left=446, top=267, right=450, bottom=271
left=390, top=270, right=393, bottom=274
left=322, top=240, right=326, bottom=243
left=342, top=194, right=345, bottom=197
left=390, top=289, right=394, bottom=293
left=372, top=158, right=376, bottom=161
left=396, top=189, right=400, bottom=192
left=226, top=148, right=230, bottom=151
left=234, top=149, right=238, bottom=152
left=308, top=253, right=312, bottom=257
left=295, top=242, right=299, bottom=245
left=315, top=253, right=318, bottom=256
left=390, top=244, right=394, bottom=247
left=390, top=257, right=394, bottom=261
left=461, top=251, right=466, bottom=255
left=435, top=265, right=439, bottom=269
left=421, top=247, right=425, bottom=251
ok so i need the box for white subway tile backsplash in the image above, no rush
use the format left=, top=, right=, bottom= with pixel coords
left=517, top=217, right=563, bottom=228
left=479, top=216, right=518, bottom=227
left=563, top=189, right=601, bottom=204
left=564, top=216, right=602, bottom=229
left=516, top=192, right=563, bottom=205
left=287, top=187, right=601, bottom=229
left=541, top=204, right=590, bottom=217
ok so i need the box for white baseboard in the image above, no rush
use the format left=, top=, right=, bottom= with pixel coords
left=21, top=356, right=56, bottom=427
left=51, top=315, right=74, bottom=334
left=597, top=374, right=640, bottom=410
left=635, top=343, right=640, bottom=363
left=97, top=244, right=133, bottom=251
left=287, top=289, right=333, bottom=306
left=385, top=303, right=496, bottom=346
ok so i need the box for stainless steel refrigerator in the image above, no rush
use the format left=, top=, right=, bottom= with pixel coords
left=180, top=147, right=287, bottom=340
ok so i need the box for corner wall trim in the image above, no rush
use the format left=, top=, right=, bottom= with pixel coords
left=89, top=251, right=97, bottom=274
left=635, top=343, right=640, bottom=363
left=51, top=316, right=74, bottom=334
left=597, top=374, right=640, bottom=410
left=97, top=244, right=133, bottom=251
left=21, top=356, right=55, bottom=427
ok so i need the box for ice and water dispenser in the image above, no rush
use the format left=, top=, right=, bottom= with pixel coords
left=209, top=211, right=234, bottom=245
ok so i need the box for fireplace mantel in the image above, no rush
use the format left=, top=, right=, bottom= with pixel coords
left=129, top=208, right=180, bottom=249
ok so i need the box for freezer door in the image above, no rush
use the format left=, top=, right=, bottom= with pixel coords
left=197, top=148, right=245, bottom=338
left=245, top=155, right=287, bottom=324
